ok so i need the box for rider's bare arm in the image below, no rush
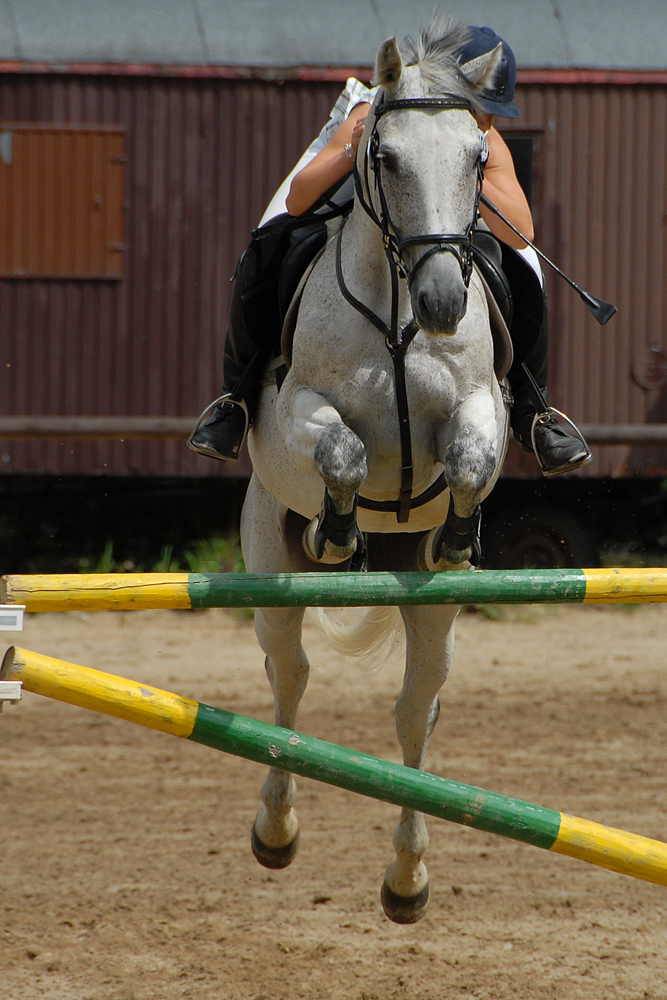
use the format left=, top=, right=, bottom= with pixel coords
left=286, top=103, right=371, bottom=217
left=478, top=126, right=534, bottom=249
left=287, top=107, right=533, bottom=250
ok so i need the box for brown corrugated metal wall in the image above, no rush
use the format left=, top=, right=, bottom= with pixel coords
left=502, top=82, right=667, bottom=478
left=0, top=74, right=342, bottom=478
left=0, top=73, right=665, bottom=479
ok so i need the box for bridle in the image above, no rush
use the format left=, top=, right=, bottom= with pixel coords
left=357, top=96, right=484, bottom=288
left=336, top=93, right=487, bottom=523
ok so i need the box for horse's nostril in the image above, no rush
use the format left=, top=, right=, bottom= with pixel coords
left=415, top=283, right=466, bottom=333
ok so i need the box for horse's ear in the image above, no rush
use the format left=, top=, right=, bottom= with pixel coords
left=375, top=37, right=403, bottom=87
left=459, top=42, right=502, bottom=90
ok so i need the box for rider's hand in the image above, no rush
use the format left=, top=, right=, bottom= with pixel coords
left=351, top=116, right=367, bottom=152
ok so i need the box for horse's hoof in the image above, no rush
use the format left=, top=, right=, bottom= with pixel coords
left=250, top=824, right=300, bottom=870
left=417, top=528, right=470, bottom=571
left=302, top=516, right=357, bottom=564
left=381, top=879, right=430, bottom=924
left=431, top=505, right=482, bottom=567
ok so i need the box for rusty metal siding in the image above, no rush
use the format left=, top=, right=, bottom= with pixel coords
left=0, top=73, right=342, bottom=477
left=0, top=72, right=665, bottom=480
left=501, top=81, right=667, bottom=478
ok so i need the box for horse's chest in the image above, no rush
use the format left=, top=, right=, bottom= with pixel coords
left=320, top=350, right=459, bottom=421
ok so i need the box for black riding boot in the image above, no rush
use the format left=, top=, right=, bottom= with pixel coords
left=500, top=244, right=592, bottom=476
left=188, top=271, right=266, bottom=461
left=508, top=298, right=592, bottom=475
left=188, top=217, right=328, bottom=461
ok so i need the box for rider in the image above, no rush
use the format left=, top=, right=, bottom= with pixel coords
left=188, top=26, right=592, bottom=477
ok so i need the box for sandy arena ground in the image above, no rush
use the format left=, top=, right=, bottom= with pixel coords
left=2, top=602, right=667, bottom=999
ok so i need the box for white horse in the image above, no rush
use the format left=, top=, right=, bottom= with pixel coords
left=241, top=24, right=511, bottom=924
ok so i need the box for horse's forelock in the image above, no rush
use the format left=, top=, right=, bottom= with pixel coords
left=395, top=18, right=487, bottom=108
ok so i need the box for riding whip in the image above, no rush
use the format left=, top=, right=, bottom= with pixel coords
left=479, top=192, right=617, bottom=325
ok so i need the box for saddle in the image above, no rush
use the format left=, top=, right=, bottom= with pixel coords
left=471, top=231, right=546, bottom=379
left=241, top=213, right=333, bottom=389
left=280, top=238, right=330, bottom=369
left=471, top=232, right=513, bottom=382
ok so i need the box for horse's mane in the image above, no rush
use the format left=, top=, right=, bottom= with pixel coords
left=394, top=17, right=489, bottom=112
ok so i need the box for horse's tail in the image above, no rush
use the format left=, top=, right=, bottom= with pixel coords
left=306, top=606, right=404, bottom=670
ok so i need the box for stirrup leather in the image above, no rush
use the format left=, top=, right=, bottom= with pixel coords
left=187, top=394, right=249, bottom=460
left=530, top=407, right=593, bottom=477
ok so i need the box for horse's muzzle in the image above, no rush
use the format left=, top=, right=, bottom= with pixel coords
left=412, top=276, right=468, bottom=336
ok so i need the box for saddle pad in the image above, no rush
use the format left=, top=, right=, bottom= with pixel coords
left=475, top=266, right=514, bottom=382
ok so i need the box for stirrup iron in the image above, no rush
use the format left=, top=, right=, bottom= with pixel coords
left=186, top=394, right=249, bottom=460
left=530, top=407, right=593, bottom=477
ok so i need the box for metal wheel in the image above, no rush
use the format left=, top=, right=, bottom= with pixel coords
left=481, top=504, right=599, bottom=569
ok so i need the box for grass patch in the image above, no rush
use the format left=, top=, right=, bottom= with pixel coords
left=77, top=535, right=245, bottom=575
left=183, top=536, right=245, bottom=574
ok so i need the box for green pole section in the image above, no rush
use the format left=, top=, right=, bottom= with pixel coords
left=187, top=569, right=588, bottom=608
left=190, top=703, right=561, bottom=850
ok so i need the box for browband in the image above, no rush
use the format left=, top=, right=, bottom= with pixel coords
left=374, top=96, right=473, bottom=118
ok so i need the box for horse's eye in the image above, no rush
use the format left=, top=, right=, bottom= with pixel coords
left=376, top=150, right=397, bottom=172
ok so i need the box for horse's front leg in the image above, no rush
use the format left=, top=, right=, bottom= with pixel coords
left=251, top=605, right=309, bottom=869
left=382, top=603, right=460, bottom=924
left=422, top=389, right=504, bottom=568
left=285, top=388, right=368, bottom=564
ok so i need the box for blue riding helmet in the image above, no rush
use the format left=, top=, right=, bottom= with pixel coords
left=458, top=26, right=520, bottom=119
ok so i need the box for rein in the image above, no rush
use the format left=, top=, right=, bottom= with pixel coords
left=336, top=93, right=485, bottom=523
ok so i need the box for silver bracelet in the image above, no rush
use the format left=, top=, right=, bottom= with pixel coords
left=344, top=143, right=355, bottom=161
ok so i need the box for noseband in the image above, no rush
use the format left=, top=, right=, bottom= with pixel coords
left=336, top=93, right=487, bottom=524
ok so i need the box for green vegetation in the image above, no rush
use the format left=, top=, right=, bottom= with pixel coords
left=77, top=535, right=245, bottom=575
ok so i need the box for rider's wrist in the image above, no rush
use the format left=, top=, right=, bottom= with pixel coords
left=344, top=143, right=355, bottom=162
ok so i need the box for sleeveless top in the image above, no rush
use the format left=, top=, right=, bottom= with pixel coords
left=258, top=77, right=378, bottom=227
left=257, top=77, right=542, bottom=283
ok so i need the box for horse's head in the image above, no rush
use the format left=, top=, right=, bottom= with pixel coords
left=361, top=22, right=503, bottom=336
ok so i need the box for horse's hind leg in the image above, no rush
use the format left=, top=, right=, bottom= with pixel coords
left=251, top=605, right=309, bottom=868
left=241, top=475, right=315, bottom=868
left=382, top=603, right=459, bottom=924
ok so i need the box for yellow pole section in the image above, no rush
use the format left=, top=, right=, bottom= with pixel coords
left=2, top=573, right=192, bottom=611
left=553, top=814, right=667, bottom=885
left=2, top=646, right=198, bottom=737
left=6, top=646, right=667, bottom=887
left=583, top=567, right=667, bottom=603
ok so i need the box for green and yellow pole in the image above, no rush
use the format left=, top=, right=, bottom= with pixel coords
left=4, top=645, right=667, bottom=888
left=3, top=567, right=667, bottom=612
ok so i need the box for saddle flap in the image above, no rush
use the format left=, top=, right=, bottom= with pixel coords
left=475, top=266, right=514, bottom=382
left=280, top=243, right=328, bottom=369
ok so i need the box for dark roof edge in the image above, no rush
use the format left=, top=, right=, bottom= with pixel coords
left=1, top=62, right=666, bottom=85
